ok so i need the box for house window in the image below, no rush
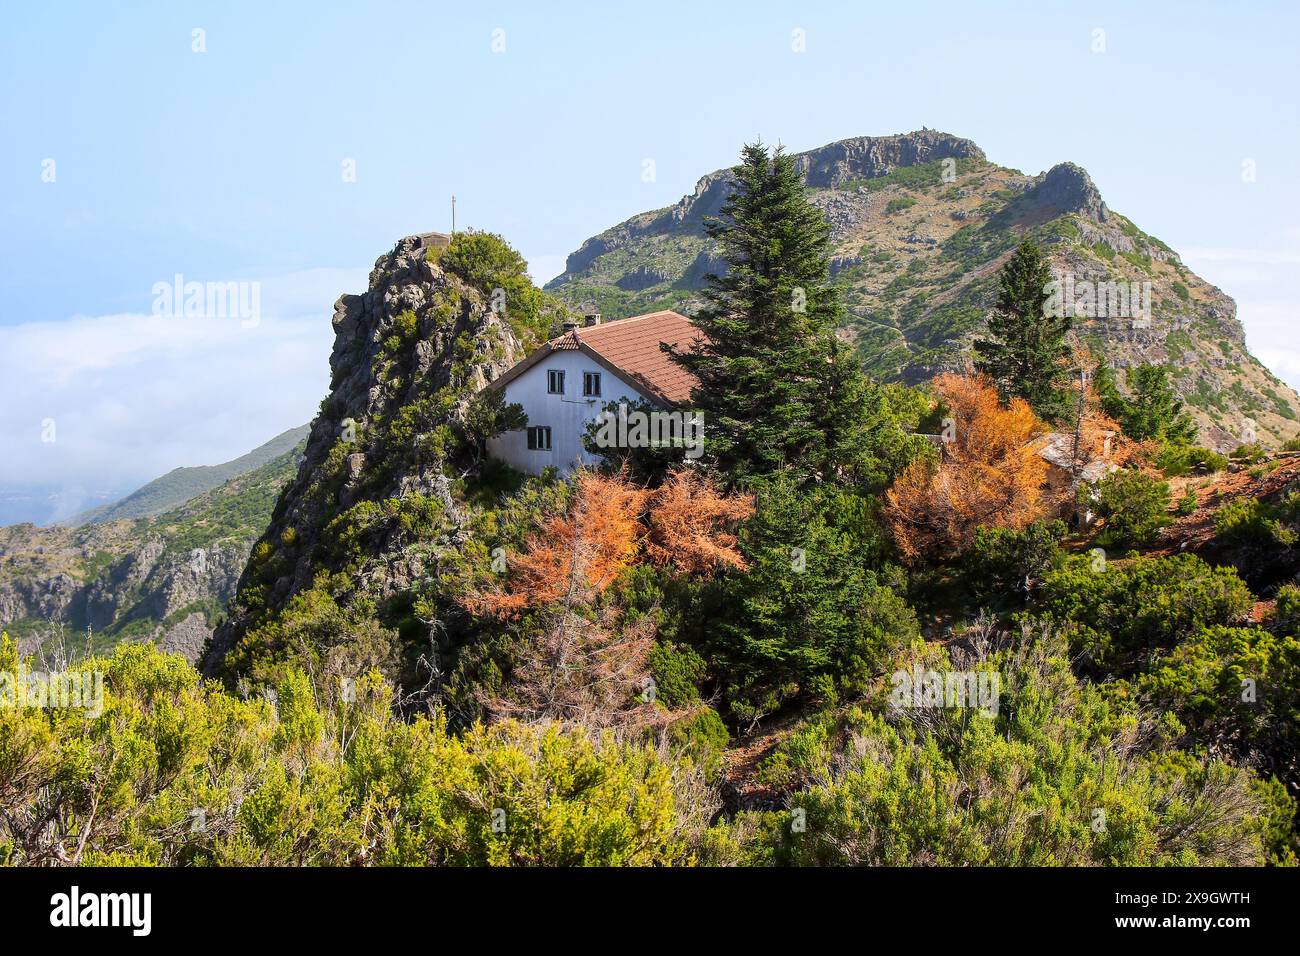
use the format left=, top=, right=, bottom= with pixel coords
left=583, top=371, right=602, bottom=397
left=547, top=369, right=565, bottom=394
left=526, top=426, right=552, bottom=451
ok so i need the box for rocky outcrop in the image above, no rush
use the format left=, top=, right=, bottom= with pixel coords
left=617, top=265, right=673, bottom=291
left=0, top=573, right=80, bottom=625
left=158, top=612, right=212, bottom=662
left=550, top=130, right=984, bottom=284
left=1026, top=162, right=1107, bottom=222
left=793, top=129, right=985, bottom=189
left=205, top=235, right=536, bottom=674
left=0, top=532, right=247, bottom=664
left=0, top=436, right=301, bottom=663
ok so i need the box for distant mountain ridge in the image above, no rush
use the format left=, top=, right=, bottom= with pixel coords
left=0, top=436, right=305, bottom=662
left=71, top=424, right=310, bottom=525
left=546, top=129, right=1300, bottom=450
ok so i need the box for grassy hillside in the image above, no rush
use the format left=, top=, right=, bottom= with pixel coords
left=71, top=424, right=310, bottom=525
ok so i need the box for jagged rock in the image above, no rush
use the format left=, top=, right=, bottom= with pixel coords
left=205, top=234, right=536, bottom=675
left=794, top=130, right=985, bottom=189
left=0, top=439, right=300, bottom=656
left=157, top=612, right=211, bottom=663
left=681, top=249, right=728, bottom=284
left=616, top=265, right=671, bottom=291
left=1029, top=162, right=1107, bottom=222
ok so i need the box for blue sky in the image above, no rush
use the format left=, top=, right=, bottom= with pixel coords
left=2, top=1, right=1298, bottom=521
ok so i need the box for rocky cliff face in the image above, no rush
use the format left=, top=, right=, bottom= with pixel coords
left=204, top=233, right=550, bottom=680
left=547, top=130, right=1300, bottom=450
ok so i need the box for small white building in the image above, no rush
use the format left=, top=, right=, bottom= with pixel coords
left=1030, top=430, right=1121, bottom=525
left=486, top=310, right=702, bottom=475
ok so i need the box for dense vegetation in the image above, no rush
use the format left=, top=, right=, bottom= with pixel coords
left=4, top=146, right=1298, bottom=868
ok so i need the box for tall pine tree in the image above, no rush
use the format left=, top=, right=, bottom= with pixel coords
left=669, top=142, right=879, bottom=486
left=973, top=238, right=1073, bottom=422
left=1097, top=362, right=1198, bottom=444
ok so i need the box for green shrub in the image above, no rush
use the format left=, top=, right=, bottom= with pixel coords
left=225, top=581, right=402, bottom=690
left=1094, top=469, right=1172, bottom=549
left=1214, top=494, right=1299, bottom=548
left=1230, top=443, right=1269, bottom=465
left=1137, top=625, right=1300, bottom=748
left=1036, top=553, right=1254, bottom=676
left=1134, top=624, right=1300, bottom=821
left=438, top=230, right=552, bottom=346
left=963, top=520, right=1066, bottom=604
left=667, top=707, right=731, bottom=778
left=710, top=633, right=1292, bottom=866
left=1276, top=584, right=1300, bottom=634
left=0, top=638, right=694, bottom=867
left=1155, top=444, right=1229, bottom=477
left=648, top=641, right=708, bottom=708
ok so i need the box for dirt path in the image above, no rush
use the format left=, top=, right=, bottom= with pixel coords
left=1152, top=454, right=1300, bottom=557
left=721, top=709, right=807, bottom=811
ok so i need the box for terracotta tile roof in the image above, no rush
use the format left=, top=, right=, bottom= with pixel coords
left=491, top=310, right=703, bottom=405
left=570, top=311, right=703, bottom=404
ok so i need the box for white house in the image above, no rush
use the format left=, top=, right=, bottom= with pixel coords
left=486, top=310, right=702, bottom=475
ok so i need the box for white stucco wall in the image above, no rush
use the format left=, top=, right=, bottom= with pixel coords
left=486, top=350, right=652, bottom=475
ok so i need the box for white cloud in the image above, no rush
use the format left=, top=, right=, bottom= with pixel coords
left=0, top=267, right=367, bottom=523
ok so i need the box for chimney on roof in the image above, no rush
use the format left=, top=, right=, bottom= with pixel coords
left=583, top=312, right=602, bottom=327
left=562, top=320, right=579, bottom=332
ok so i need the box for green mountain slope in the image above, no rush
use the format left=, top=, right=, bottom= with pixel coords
left=71, top=424, right=310, bottom=525
left=546, top=130, right=1300, bottom=450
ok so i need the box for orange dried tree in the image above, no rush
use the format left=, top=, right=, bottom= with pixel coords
left=885, top=372, right=1050, bottom=562
left=466, top=467, right=751, bottom=732
left=471, top=467, right=752, bottom=617
left=645, top=467, right=755, bottom=578
left=466, top=471, right=648, bottom=619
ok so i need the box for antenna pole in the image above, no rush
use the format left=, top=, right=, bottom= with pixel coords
left=451, top=195, right=456, bottom=234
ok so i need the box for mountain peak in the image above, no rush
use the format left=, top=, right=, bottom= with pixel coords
left=552, top=130, right=989, bottom=280
left=1030, top=162, right=1107, bottom=222
left=795, top=129, right=986, bottom=188
left=545, top=131, right=1300, bottom=449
